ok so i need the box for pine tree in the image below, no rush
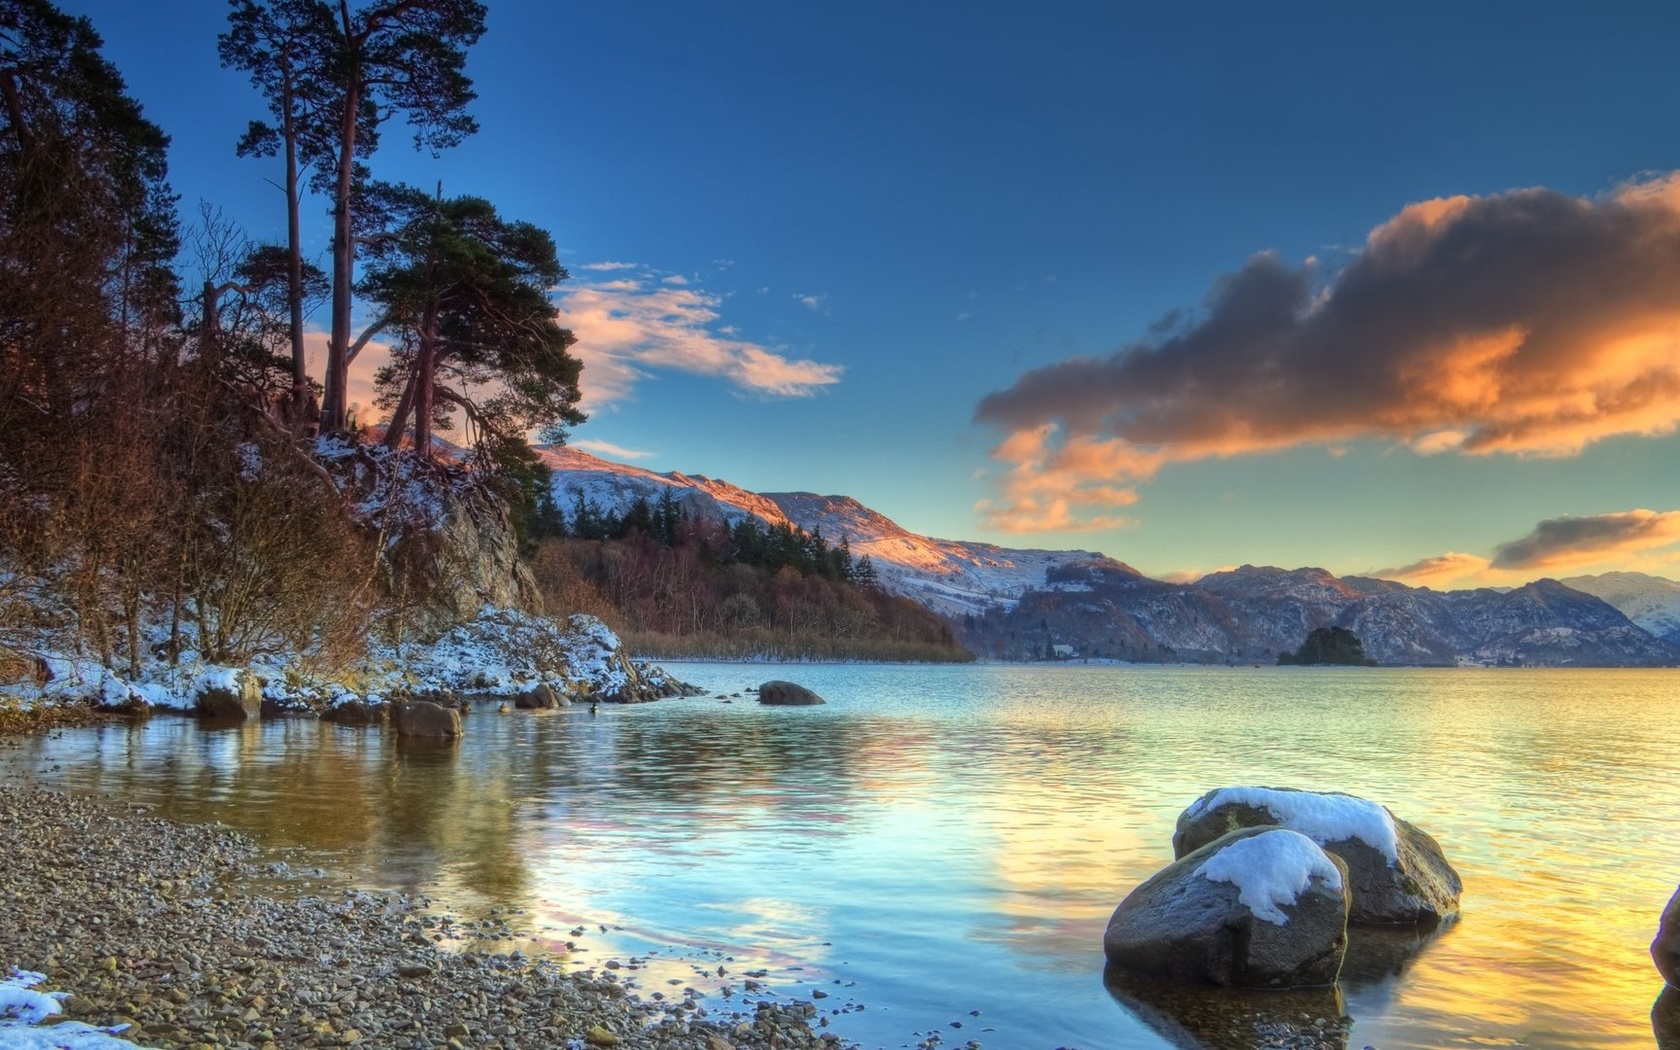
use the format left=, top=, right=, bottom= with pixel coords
left=361, top=184, right=583, bottom=458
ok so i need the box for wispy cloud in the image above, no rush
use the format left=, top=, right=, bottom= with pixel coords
left=976, top=176, right=1680, bottom=531
left=571, top=438, right=656, bottom=461
left=580, top=260, right=639, bottom=272
left=794, top=292, right=830, bottom=315
left=1375, top=508, right=1680, bottom=588
left=1375, top=552, right=1496, bottom=588
left=553, top=267, right=843, bottom=408
left=662, top=274, right=690, bottom=286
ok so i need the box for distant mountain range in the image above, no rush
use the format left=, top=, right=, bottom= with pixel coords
left=538, top=446, right=1678, bottom=667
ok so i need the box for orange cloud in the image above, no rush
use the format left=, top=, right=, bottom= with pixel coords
left=1374, top=552, right=1497, bottom=588
left=974, top=424, right=1138, bottom=533
left=976, top=176, right=1680, bottom=530
left=551, top=273, right=843, bottom=408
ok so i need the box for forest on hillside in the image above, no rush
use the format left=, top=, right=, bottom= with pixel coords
left=527, top=493, right=970, bottom=661
left=0, top=0, right=966, bottom=679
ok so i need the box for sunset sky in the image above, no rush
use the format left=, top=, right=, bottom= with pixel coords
left=64, top=0, right=1680, bottom=585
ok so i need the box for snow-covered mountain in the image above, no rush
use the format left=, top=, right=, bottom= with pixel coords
left=1559, top=571, right=1680, bottom=644
left=536, top=446, right=1122, bottom=617
left=959, top=563, right=1675, bottom=667
left=536, top=445, right=1677, bottom=666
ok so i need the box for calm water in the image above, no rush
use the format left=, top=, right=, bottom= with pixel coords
left=4, top=663, right=1678, bottom=1049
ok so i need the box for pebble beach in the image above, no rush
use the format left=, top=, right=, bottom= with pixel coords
left=0, top=784, right=852, bottom=1050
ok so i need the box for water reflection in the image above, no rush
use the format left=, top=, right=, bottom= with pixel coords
left=4, top=664, right=1679, bottom=1049
left=1104, top=967, right=1349, bottom=1050
left=1654, top=985, right=1680, bottom=1049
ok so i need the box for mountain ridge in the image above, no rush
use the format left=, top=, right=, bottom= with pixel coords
left=538, top=446, right=1677, bottom=666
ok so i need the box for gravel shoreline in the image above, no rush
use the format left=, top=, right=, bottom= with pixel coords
left=0, top=785, right=855, bottom=1050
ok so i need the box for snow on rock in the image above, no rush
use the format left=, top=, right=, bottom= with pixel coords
left=1, top=969, right=159, bottom=1049
left=1175, top=786, right=1464, bottom=926
left=1103, top=825, right=1350, bottom=987
left=373, top=608, right=681, bottom=703
left=1183, top=786, right=1400, bottom=863
left=1192, top=829, right=1345, bottom=925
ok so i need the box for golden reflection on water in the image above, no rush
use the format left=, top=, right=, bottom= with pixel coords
left=6, top=664, right=1680, bottom=1049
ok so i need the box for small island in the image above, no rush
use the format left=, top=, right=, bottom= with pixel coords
left=1278, top=626, right=1378, bottom=666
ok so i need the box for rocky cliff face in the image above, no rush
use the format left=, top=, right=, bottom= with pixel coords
left=321, top=439, right=540, bottom=639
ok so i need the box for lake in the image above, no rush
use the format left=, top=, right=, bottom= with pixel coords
left=3, top=663, right=1677, bottom=1049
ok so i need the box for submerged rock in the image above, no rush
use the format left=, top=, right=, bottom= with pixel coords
left=1105, top=826, right=1350, bottom=988
left=321, top=698, right=386, bottom=726
left=757, top=680, right=825, bottom=706
left=1174, top=786, right=1462, bottom=925
left=392, top=699, right=462, bottom=738
left=1654, top=886, right=1680, bottom=988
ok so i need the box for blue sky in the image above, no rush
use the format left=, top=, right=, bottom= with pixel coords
left=63, top=0, right=1680, bottom=584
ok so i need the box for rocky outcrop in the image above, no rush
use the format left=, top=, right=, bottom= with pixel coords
left=392, top=700, right=462, bottom=738
left=514, top=683, right=565, bottom=709
left=757, top=680, right=825, bottom=706
left=1174, top=786, right=1462, bottom=925
left=320, top=440, right=540, bottom=639
left=194, top=669, right=262, bottom=721
left=1654, top=886, right=1680, bottom=987
left=1104, top=827, right=1350, bottom=988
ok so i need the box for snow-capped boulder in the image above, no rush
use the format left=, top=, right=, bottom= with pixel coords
left=194, top=668, right=262, bottom=721
left=757, top=680, right=825, bottom=706
left=392, top=699, right=461, bottom=738
left=1104, top=827, right=1350, bottom=988
left=1653, top=886, right=1680, bottom=987
left=1173, top=786, right=1462, bottom=925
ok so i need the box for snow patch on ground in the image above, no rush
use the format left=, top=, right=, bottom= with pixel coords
left=1193, top=829, right=1344, bottom=925
left=0, top=969, right=158, bottom=1049
left=1, top=606, right=676, bottom=714
left=1189, top=786, right=1400, bottom=863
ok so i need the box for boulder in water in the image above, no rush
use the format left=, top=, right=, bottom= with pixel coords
left=393, top=699, right=462, bottom=738
left=1104, top=826, right=1350, bottom=988
left=1654, top=885, right=1680, bottom=988
left=1173, top=786, right=1462, bottom=925
left=758, top=680, right=825, bottom=706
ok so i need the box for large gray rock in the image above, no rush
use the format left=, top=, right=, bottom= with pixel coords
left=195, top=670, right=262, bottom=721
left=1173, top=786, right=1462, bottom=926
left=1104, top=826, right=1350, bottom=988
left=758, top=680, right=825, bottom=706
left=1653, top=886, right=1680, bottom=987
left=514, top=683, right=566, bottom=709
left=392, top=700, right=462, bottom=738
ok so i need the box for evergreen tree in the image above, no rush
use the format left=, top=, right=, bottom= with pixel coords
left=218, top=0, right=341, bottom=417
left=360, top=184, right=583, bottom=458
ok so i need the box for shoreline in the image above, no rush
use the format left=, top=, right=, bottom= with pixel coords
left=0, top=783, right=852, bottom=1050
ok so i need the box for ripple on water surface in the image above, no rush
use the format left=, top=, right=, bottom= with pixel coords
left=5, top=663, right=1679, bottom=1049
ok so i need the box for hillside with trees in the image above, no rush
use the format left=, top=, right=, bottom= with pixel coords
left=529, top=494, right=970, bottom=662
left=0, top=0, right=962, bottom=704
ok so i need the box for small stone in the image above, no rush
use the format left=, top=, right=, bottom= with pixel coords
left=585, top=1024, right=621, bottom=1046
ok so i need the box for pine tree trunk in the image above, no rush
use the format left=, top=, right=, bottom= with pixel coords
left=282, top=62, right=308, bottom=421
